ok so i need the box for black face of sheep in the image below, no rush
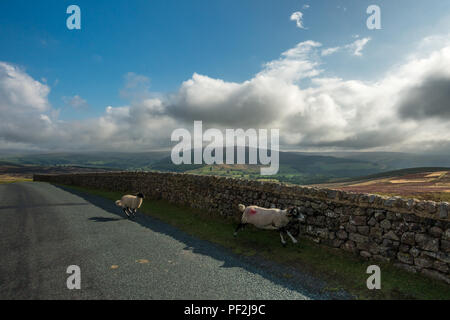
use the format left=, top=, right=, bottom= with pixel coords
left=137, top=193, right=145, bottom=199
left=286, top=207, right=299, bottom=218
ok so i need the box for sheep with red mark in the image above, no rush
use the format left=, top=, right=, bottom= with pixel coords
left=234, top=204, right=303, bottom=246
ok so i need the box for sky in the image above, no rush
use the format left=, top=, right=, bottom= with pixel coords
left=0, top=0, right=450, bottom=154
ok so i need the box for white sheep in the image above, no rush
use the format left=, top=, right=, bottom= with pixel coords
left=234, top=204, right=301, bottom=246
left=115, top=193, right=145, bottom=218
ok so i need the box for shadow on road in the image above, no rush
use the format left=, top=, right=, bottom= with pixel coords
left=88, top=217, right=122, bottom=222
left=0, top=203, right=90, bottom=211
left=52, top=183, right=352, bottom=300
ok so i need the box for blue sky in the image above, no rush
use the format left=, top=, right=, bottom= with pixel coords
left=0, top=0, right=449, bottom=153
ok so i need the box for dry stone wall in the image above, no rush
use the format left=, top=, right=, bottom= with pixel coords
left=34, top=172, right=450, bottom=284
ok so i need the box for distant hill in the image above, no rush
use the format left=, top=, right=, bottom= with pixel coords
left=298, top=151, right=450, bottom=170
left=0, top=151, right=167, bottom=171
left=152, top=148, right=386, bottom=184
left=2, top=150, right=450, bottom=186
left=0, top=162, right=119, bottom=179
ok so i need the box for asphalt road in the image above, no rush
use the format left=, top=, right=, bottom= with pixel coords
left=0, top=182, right=351, bottom=300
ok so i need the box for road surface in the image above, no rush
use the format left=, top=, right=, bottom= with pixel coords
left=0, top=182, right=350, bottom=299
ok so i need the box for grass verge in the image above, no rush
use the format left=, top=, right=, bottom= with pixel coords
left=0, top=175, right=32, bottom=184
left=58, top=183, right=450, bottom=300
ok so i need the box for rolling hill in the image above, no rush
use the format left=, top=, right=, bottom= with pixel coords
left=2, top=150, right=450, bottom=188
left=314, top=168, right=450, bottom=202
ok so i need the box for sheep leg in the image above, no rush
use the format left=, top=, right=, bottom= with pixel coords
left=286, top=230, right=298, bottom=244
left=234, top=223, right=246, bottom=237
left=123, top=208, right=130, bottom=218
left=279, top=230, right=287, bottom=247
left=126, top=207, right=135, bottom=218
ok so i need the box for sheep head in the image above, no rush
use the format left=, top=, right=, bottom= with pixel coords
left=286, top=207, right=300, bottom=218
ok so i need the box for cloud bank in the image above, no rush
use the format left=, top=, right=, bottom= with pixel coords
left=1, top=36, right=450, bottom=154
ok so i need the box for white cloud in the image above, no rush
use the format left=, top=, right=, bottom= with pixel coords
left=321, top=37, right=371, bottom=57
left=321, top=47, right=341, bottom=56
left=120, top=72, right=151, bottom=100
left=0, top=62, right=50, bottom=113
left=349, top=37, right=371, bottom=56
left=63, top=95, right=88, bottom=109
left=290, top=11, right=307, bottom=29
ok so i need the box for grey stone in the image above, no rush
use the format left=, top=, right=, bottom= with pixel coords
left=406, top=199, right=415, bottom=210
left=429, top=226, right=443, bottom=238
left=367, top=217, right=377, bottom=226
left=369, top=227, right=383, bottom=238
left=384, top=197, right=397, bottom=207
left=380, top=219, right=391, bottom=229
left=444, top=229, right=450, bottom=241
left=397, top=252, right=413, bottom=264
left=415, top=233, right=440, bottom=252
left=325, top=210, right=338, bottom=218
left=433, top=260, right=449, bottom=273
left=336, top=230, right=348, bottom=240
left=345, top=223, right=357, bottom=233
left=414, top=257, right=433, bottom=268
left=394, top=263, right=417, bottom=273
left=342, top=240, right=356, bottom=252
left=401, top=232, right=416, bottom=246
left=441, top=240, right=450, bottom=253
left=374, top=211, right=385, bottom=221
left=357, top=226, right=370, bottom=236
left=434, top=252, right=450, bottom=264
left=410, top=247, right=420, bottom=257
left=373, top=255, right=390, bottom=263
left=424, top=201, right=437, bottom=213
left=383, top=231, right=400, bottom=241
left=439, top=203, right=448, bottom=219
left=386, top=212, right=396, bottom=220
left=349, top=233, right=369, bottom=244
left=350, top=215, right=366, bottom=226
left=399, top=244, right=410, bottom=253
left=316, top=228, right=329, bottom=239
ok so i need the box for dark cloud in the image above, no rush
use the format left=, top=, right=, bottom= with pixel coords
left=398, top=76, right=450, bottom=120
left=286, top=129, right=409, bottom=150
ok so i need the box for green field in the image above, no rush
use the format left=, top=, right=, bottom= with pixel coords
left=0, top=175, right=32, bottom=184
left=56, top=183, right=450, bottom=300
